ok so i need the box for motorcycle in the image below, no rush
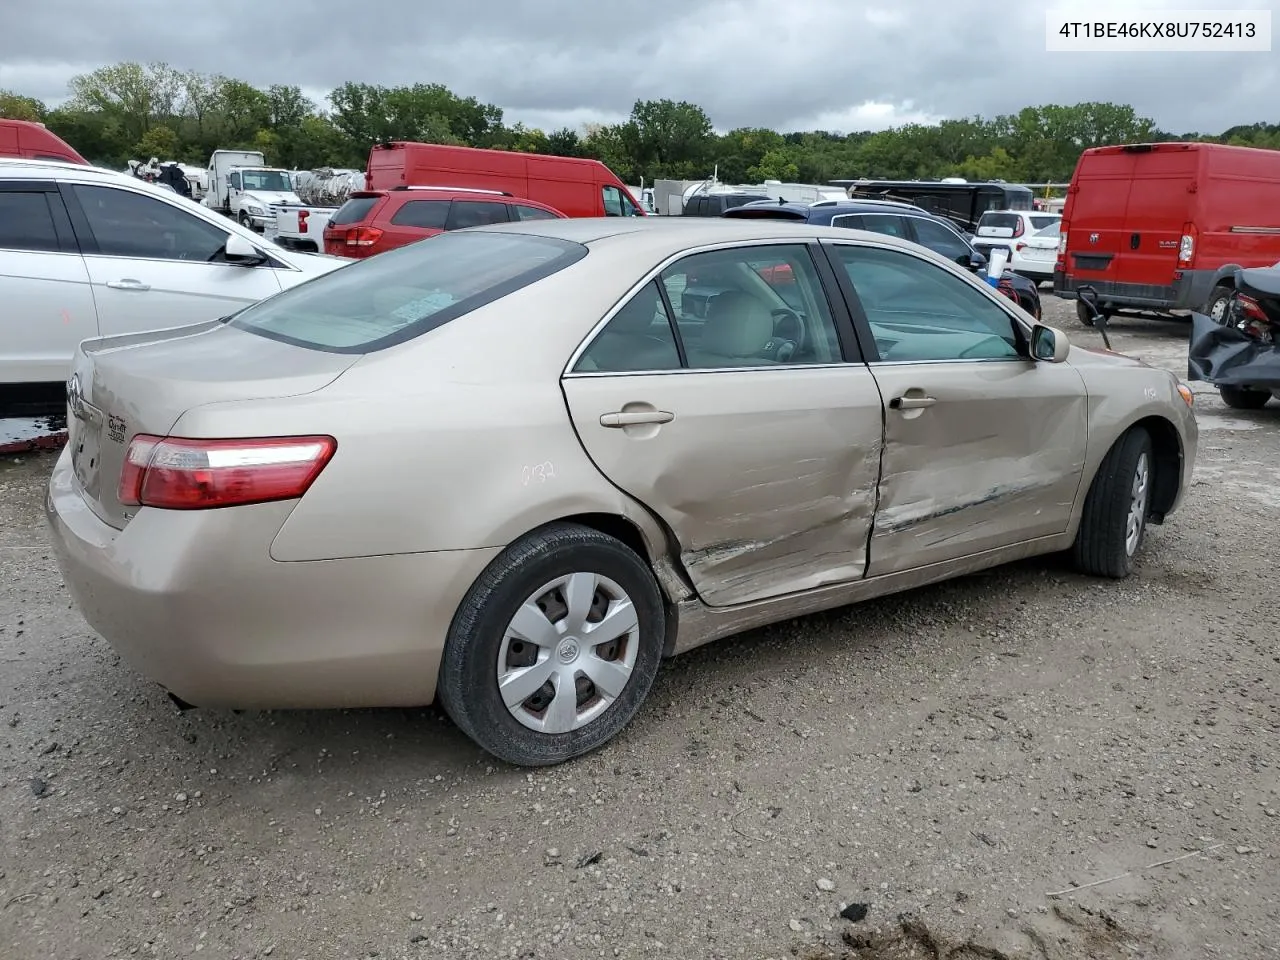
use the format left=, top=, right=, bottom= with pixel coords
left=1186, top=267, right=1280, bottom=410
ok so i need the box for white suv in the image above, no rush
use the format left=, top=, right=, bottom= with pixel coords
left=0, top=158, right=350, bottom=386
left=971, top=210, right=1062, bottom=282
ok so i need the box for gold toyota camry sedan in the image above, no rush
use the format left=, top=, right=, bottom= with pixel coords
left=46, top=217, right=1198, bottom=766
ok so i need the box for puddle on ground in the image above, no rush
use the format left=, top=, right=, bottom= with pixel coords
left=0, top=414, right=69, bottom=455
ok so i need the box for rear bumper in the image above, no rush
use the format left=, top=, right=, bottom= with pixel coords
left=1053, top=269, right=1214, bottom=311
left=44, top=448, right=500, bottom=710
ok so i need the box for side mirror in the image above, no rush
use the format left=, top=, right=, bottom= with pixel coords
left=1031, top=323, right=1070, bottom=363
left=223, top=232, right=267, bottom=266
left=965, top=251, right=987, bottom=271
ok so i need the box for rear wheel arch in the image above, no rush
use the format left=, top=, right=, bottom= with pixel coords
left=521, top=511, right=688, bottom=649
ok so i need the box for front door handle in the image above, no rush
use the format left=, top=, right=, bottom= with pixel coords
left=599, top=410, right=674, bottom=427
left=106, top=279, right=151, bottom=291
left=889, top=394, right=936, bottom=410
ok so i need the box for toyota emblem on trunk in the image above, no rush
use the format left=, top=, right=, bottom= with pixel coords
left=66, top=374, right=85, bottom=420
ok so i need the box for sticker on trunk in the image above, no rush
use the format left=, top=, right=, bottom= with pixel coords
left=107, top=414, right=126, bottom=443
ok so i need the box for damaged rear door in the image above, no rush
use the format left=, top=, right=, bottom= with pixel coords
left=822, top=240, right=1087, bottom=576
left=561, top=241, right=884, bottom=608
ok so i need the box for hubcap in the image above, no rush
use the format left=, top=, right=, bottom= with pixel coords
left=496, top=572, right=640, bottom=734
left=1209, top=298, right=1228, bottom=322
left=1125, top=452, right=1150, bottom=556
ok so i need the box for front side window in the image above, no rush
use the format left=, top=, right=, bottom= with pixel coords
left=574, top=280, right=682, bottom=373
left=445, top=200, right=510, bottom=230
left=229, top=230, right=586, bottom=353
left=72, top=185, right=229, bottom=262
left=602, top=186, right=641, bottom=217
left=390, top=200, right=451, bottom=229
left=909, top=217, right=972, bottom=265
left=0, top=191, right=61, bottom=252
left=832, top=244, right=1020, bottom=363
left=660, top=244, right=842, bottom=368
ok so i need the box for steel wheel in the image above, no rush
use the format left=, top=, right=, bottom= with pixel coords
left=497, top=572, right=640, bottom=733
left=1124, top=451, right=1150, bottom=557
left=1207, top=290, right=1232, bottom=322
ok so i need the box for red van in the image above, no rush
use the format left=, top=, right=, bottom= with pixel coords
left=1054, top=142, right=1280, bottom=324
left=365, top=142, right=645, bottom=219
left=0, top=119, right=88, bottom=164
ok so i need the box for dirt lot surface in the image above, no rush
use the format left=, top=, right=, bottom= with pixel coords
left=2, top=294, right=1277, bottom=960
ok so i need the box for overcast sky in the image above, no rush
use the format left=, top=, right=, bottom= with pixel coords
left=0, top=0, right=1274, bottom=135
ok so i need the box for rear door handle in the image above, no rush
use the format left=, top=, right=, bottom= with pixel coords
left=889, top=395, right=937, bottom=410
left=106, top=279, right=150, bottom=291
left=599, top=410, right=674, bottom=427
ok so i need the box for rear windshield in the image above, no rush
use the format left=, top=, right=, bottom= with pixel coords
left=329, top=196, right=379, bottom=226
left=976, top=213, right=1021, bottom=232
left=227, top=231, right=587, bottom=353
left=721, top=206, right=807, bottom=220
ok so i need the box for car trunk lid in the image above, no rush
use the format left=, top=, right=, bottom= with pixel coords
left=66, top=320, right=359, bottom=530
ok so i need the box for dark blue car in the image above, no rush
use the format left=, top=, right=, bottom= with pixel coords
left=722, top=199, right=1042, bottom=320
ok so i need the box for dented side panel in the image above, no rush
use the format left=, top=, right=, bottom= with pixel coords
left=561, top=366, right=884, bottom=607
left=867, top=360, right=1088, bottom=576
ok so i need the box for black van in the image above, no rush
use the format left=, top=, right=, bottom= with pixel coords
left=682, top=192, right=766, bottom=217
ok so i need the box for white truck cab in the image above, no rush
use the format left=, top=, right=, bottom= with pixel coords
left=204, top=150, right=302, bottom=232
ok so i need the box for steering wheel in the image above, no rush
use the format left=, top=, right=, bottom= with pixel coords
left=771, top=308, right=806, bottom=351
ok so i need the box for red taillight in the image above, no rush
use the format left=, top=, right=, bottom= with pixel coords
left=117, top=435, right=336, bottom=510
left=298, top=209, right=310, bottom=233
left=1012, top=219, right=1024, bottom=238
left=1178, top=222, right=1197, bottom=266
left=345, top=226, right=383, bottom=247
left=1015, top=242, right=1027, bottom=252
left=1238, top=295, right=1267, bottom=321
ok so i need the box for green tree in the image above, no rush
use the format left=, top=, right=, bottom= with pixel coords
left=134, top=125, right=180, bottom=161
left=748, top=148, right=799, bottom=182
left=618, top=98, right=714, bottom=179
left=0, top=89, right=44, bottom=121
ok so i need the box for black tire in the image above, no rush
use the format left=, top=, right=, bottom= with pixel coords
left=238, top=212, right=252, bottom=229
left=1075, top=299, right=1097, bottom=328
left=1204, top=285, right=1234, bottom=323
left=437, top=522, right=666, bottom=767
left=1072, top=427, right=1154, bottom=579
left=1219, top=386, right=1271, bottom=410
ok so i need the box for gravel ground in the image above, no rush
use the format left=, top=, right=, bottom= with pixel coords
left=1, top=293, right=1278, bottom=960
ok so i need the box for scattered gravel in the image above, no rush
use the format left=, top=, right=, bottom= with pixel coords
left=1, top=298, right=1278, bottom=959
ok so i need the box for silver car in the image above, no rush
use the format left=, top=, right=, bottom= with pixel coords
left=46, top=217, right=1198, bottom=766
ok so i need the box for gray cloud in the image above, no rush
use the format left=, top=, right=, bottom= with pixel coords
left=1, top=0, right=1274, bottom=134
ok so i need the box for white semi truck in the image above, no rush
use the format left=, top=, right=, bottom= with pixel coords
left=203, top=149, right=302, bottom=233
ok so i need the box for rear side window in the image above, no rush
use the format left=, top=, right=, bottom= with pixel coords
left=390, top=200, right=450, bottom=229
left=0, top=191, right=60, bottom=252
left=512, top=203, right=559, bottom=221
left=1030, top=215, right=1060, bottom=230
left=329, top=197, right=379, bottom=226
left=228, top=231, right=587, bottom=353
left=445, top=200, right=510, bottom=230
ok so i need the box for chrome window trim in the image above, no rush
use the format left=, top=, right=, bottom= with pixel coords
left=818, top=237, right=1036, bottom=364
left=562, top=237, right=845, bottom=377
left=62, top=177, right=299, bottom=272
